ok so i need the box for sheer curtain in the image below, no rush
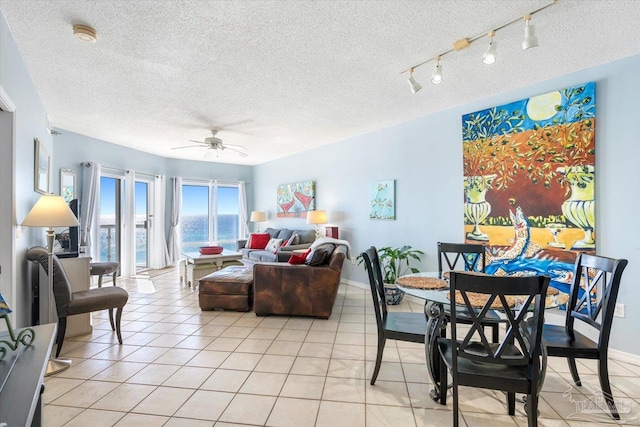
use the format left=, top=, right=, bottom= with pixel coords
left=121, top=170, right=136, bottom=277
left=238, top=181, right=248, bottom=238
left=167, top=176, right=182, bottom=264
left=80, top=161, right=101, bottom=258
left=149, top=175, right=169, bottom=269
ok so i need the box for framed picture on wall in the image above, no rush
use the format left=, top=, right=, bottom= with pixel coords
left=34, top=138, right=50, bottom=194
left=369, top=179, right=395, bottom=220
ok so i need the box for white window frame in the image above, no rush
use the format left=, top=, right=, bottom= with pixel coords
left=181, top=179, right=241, bottom=251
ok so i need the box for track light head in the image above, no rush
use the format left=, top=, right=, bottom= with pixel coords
left=431, top=56, right=443, bottom=84
left=522, top=15, right=539, bottom=50
left=482, top=31, right=497, bottom=64
left=408, top=68, right=422, bottom=94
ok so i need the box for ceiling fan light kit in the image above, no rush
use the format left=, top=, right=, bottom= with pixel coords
left=171, top=129, right=248, bottom=159
left=401, top=0, right=556, bottom=93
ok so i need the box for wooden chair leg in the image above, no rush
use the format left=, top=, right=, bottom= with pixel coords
left=56, top=317, right=67, bottom=358
left=97, top=274, right=104, bottom=288
left=452, top=381, right=459, bottom=427
left=115, top=307, right=124, bottom=344
left=567, top=357, right=581, bottom=386
left=370, top=336, right=386, bottom=385
left=507, top=391, right=516, bottom=415
left=527, top=393, right=539, bottom=427
left=112, top=271, right=117, bottom=286
left=598, top=357, right=620, bottom=420
left=108, top=308, right=115, bottom=330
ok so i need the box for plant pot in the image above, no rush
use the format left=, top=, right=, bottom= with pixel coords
left=384, top=285, right=405, bottom=305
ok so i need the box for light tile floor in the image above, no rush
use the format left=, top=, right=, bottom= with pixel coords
left=43, top=267, right=640, bottom=426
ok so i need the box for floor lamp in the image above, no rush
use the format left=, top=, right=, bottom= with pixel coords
left=22, top=194, right=80, bottom=375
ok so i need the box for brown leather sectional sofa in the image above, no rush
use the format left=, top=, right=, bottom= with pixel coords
left=253, top=245, right=347, bottom=319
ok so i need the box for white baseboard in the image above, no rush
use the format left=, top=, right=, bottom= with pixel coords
left=340, top=278, right=640, bottom=366
left=609, top=348, right=640, bottom=367
left=342, top=279, right=368, bottom=290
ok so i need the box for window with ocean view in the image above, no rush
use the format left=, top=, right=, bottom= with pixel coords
left=181, top=182, right=240, bottom=253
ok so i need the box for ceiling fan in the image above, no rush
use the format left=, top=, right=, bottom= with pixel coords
left=171, top=129, right=248, bottom=157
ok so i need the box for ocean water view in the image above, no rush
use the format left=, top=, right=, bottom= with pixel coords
left=99, top=214, right=240, bottom=263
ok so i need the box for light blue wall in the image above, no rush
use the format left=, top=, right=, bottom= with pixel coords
left=1, top=12, right=52, bottom=327
left=254, top=54, right=640, bottom=355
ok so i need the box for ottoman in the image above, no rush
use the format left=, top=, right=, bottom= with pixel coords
left=199, top=266, right=254, bottom=311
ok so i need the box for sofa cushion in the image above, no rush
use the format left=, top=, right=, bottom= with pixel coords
left=264, top=228, right=280, bottom=238
left=306, top=243, right=336, bottom=266
left=296, top=230, right=316, bottom=244
left=265, top=238, right=283, bottom=253
left=284, top=233, right=299, bottom=247
left=276, top=229, right=294, bottom=241
left=288, top=249, right=310, bottom=265
left=248, top=233, right=270, bottom=249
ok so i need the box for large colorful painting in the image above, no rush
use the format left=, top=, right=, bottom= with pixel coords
left=462, top=82, right=596, bottom=297
left=277, top=180, right=315, bottom=218
left=369, top=180, right=395, bottom=220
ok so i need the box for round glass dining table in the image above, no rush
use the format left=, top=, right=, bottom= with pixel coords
left=395, top=271, right=569, bottom=405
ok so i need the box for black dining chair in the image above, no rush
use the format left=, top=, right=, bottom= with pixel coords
left=361, top=246, right=426, bottom=385
left=438, top=242, right=502, bottom=342
left=26, top=246, right=129, bottom=357
left=543, top=253, right=628, bottom=420
left=438, top=271, right=550, bottom=427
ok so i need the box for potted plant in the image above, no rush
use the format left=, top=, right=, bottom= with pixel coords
left=357, top=245, right=424, bottom=305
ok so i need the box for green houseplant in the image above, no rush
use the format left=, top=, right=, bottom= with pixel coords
left=358, top=246, right=425, bottom=305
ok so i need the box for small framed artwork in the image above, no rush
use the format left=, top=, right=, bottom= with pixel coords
left=369, top=179, right=395, bottom=220
left=60, top=168, right=76, bottom=202
left=34, top=138, right=50, bottom=194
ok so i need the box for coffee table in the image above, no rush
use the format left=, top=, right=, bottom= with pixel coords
left=181, top=250, right=243, bottom=288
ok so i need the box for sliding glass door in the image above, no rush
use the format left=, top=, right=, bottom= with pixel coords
left=99, top=176, right=122, bottom=265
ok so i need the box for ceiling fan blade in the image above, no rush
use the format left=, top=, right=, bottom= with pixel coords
left=224, top=143, right=247, bottom=151
left=171, top=145, right=204, bottom=150
left=188, top=140, right=207, bottom=144
left=224, top=146, right=249, bottom=157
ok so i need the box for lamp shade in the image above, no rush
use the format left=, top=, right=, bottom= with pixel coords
left=306, top=210, right=327, bottom=225
left=250, top=211, right=266, bottom=222
left=22, top=194, right=80, bottom=227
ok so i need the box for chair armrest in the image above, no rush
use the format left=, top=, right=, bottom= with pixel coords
left=236, top=239, right=247, bottom=251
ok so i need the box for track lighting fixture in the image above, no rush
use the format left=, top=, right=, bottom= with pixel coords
left=522, top=14, right=539, bottom=50
left=407, top=67, right=422, bottom=93
left=482, top=31, right=497, bottom=64
left=401, top=0, right=556, bottom=93
left=431, top=56, right=443, bottom=84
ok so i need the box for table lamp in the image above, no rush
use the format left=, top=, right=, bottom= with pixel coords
left=22, top=194, right=80, bottom=375
left=250, top=211, right=266, bottom=232
left=306, top=210, right=327, bottom=240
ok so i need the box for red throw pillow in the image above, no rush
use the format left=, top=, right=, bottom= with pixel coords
left=288, top=249, right=311, bottom=265
left=248, top=233, right=270, bottom=249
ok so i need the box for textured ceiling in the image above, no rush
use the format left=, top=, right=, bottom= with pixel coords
left=1, top=1, right=639, bottom=165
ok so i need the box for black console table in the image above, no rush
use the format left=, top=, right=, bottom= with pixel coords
left=0, top=323, right=56, bottom=426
